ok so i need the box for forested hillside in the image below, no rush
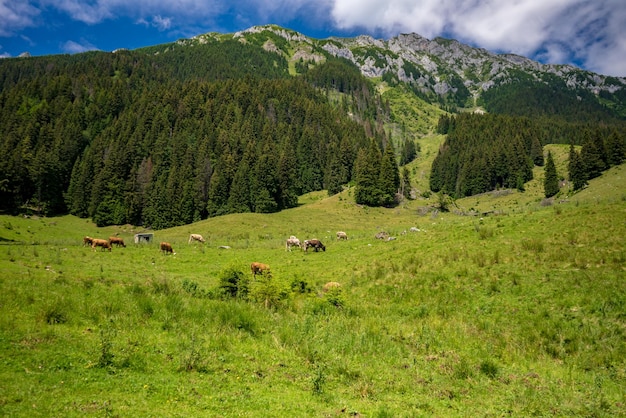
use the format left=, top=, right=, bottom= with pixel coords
left=1, top=25, right=625, bottom=226
left=431, top=113, right=625, bottom=198
left=0, top=39, right=403, bottom=227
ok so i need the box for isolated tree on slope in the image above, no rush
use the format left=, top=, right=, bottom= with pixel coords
left=543, top=151, right=559, bottom=198
left=354, top=140, right=382, bottom=206
left=378, top=140, right=400, bottom=206
left=568, top=144, right=587, bottom=191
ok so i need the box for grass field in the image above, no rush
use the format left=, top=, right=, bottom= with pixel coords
left=1, top=160, right=625, bottom=417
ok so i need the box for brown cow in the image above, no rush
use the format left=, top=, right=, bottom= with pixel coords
left=92, top=238, right=112, bottom=252
left=83, top=236, right=94, bottom=246
left=109, top=236, right=126, bottom=247
left=251, top=262, right=270, bottom=276
left=160, top=242, right=175, bottom=254
left=303, top=239, right=326, bottom=252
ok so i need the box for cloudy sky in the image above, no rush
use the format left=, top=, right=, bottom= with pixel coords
left=1, top=0, right=625, bottom=77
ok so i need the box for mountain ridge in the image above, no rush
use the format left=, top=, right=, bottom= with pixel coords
left=175, top=24, right=625, bottom=115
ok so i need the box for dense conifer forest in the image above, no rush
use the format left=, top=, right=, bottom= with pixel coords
left=0, top=41, right=402, bottom=227
left=431, top=113, right=625, bottom=198
left=1, top=29, right=625, bottom=225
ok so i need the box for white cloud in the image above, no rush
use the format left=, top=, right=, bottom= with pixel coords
left=329, top=0, right=626, bottom=77
left=0, top=0, right=40, bottom=36
left=138, top=15, right=173, bottom=31
left=62, top=39, right=98, bottom=53
left=3, top=0, right=625, bottom=76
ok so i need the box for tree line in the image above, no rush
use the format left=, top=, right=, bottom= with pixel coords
left=431, top=113, right=625, bottom=198
left=0, top=40, right=407, bottom=227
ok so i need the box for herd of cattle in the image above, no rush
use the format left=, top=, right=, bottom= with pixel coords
left=84, top=232, right=348, bottom=253
left=83, top=231, right=350, bottom=278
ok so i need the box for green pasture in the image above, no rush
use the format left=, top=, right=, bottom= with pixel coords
left=1, top=165, right=625, bottom=417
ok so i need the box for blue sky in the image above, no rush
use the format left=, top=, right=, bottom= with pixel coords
left=1, top=0, right=625, bottom=77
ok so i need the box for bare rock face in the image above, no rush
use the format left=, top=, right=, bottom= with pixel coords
left=232, top=24, right=625, bottom=101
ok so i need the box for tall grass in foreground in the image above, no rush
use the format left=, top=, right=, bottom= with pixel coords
left=0, top=195, right=625, bottom=416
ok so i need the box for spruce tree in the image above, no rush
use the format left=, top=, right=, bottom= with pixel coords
left=400, top=166, right=411, bottom=198
left=580, top=132, right=607, bottom=180
left=325, top=147, right=344, bottom=196
left=354, top=140, right=381, bottom=206
left=605, top=130, right=625, bottom=166
left=378, top=140, right=400, bottom=206
left=530, top=137, right=544, bottom=166
left=543, top=151, right=559, bottom=198
left=568, top=144, right=587, bottom=191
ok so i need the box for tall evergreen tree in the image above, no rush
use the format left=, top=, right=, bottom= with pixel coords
left=580, top=131, right=607, bottom=180
left=378, top=140, right=400, bottom=206
left=400, top=166, right=411, bottom=198
left=325, top=145, right=345, bottom=196
left=605, top=129, right=625, bottom=166
left=543, top=151, right=559, bottom=198
left=530, top=137, right=544, bottom=166
left=354, top=140, right=381, bottom=206
left=277, top=141, right=299, bottom=209
left=568, top=144, right=587, bottom=191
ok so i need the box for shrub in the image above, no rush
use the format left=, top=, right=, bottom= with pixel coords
left=218, top=268, right=249, bottom=299
left=250, top=271, right=288, bottom=309
left=290, top=278, right=311, bottom=294
left=324, top=286, right=345, bottom=309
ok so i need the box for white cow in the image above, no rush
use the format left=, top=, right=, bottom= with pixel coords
left=336, top=231, right=348, bottom=240
left=286, top=235, right=301, bottom=251
left=189, top=234, right=205, bottom=244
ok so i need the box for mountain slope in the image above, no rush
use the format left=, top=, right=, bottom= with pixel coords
left=209, top=25, right=626, bottom=118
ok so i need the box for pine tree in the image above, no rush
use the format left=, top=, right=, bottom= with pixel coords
left=378, top=140, right=400, bottom=206
left=354, top=140, right=382, bottom=206
left=605, top=129, right=625, bottom=166
left=530, top=137, right=544, bottom=166
left=400, top=166, right=411, bottom=198
left=568, top=144, right=587, bottom=191
left=580, top=131, right=607, bottom=180
left=276, top=137, right=299, bottom=208
left=543, top=151, right=559, bottom=198
left=325, top=147, right=344, bottom=196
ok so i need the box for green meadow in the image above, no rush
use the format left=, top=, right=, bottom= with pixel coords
left=1, top=163, right=625, bottom=417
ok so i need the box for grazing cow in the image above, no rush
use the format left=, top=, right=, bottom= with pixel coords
left=160, top=242, right=175, bottom=254
left=336, top=231, right=348, bottom=240
left=189, top=233, right=205, bottom=244
left=251, top=262, right=270, bottom=276
left=303, top=239, right=326, bottom=252
left=91, top=238, right=111, bottom=252
left=323, top=281, right=342, bottom=292
left=83, top=236, right=94, bottom=246
left=108, top=236, right=126, bottom=247
left=285, top=236, right=301, bottom=251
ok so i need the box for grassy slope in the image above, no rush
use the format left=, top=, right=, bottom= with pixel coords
left=1, top=159, right=625, bottom=417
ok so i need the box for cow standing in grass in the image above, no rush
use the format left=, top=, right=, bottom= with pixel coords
left=188, top=234, right=205, bottom=244
left=109, top=236, right=126, bottom=247
left=303, top=239, right=326, bottom=252
left=336, top=231, right=348, bottom=240
left=285, top=236, right=301, bottom=251
left=83, top=236, right=94, bottom=246
left=251, top=262, right=270, bottom=276
left=92, top=238, right=111, bottom=252
left=160, top=242, right=175, bottom=254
